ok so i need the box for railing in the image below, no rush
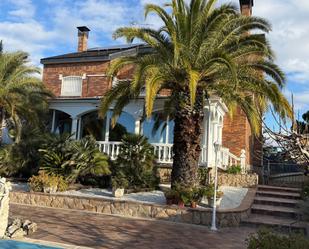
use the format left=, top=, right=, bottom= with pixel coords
left=152, top=143, right=173, bottom=164
left=97, top=141, right=246, bottom=171
left=97, top=141, right=122, bottom=160
left=220, top=148, right=246, bottom=172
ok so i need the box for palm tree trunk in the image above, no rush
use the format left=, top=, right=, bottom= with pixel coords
left=171, top=90, right=204, bottom=188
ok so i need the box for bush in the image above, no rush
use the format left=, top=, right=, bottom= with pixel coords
left=198, top=167, right=209, bottom=186
left=226, top=165, right=242, bottom=174
left=299, top=198, right=309, bottom=221
left=111, top=134, right=159, bottom=190
left=0, top=128, right=47, bottom=178
left=246, top=229, right=309, bottom=249
left=39, top=135, right=110, bottom=184
left=28, top=171, right=68, bottom=192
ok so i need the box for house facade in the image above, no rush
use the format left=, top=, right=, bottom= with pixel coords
left=41, top=0, right=260, bottom=171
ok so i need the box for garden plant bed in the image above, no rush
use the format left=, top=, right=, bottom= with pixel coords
left=9, top=188, right=256, bottom=228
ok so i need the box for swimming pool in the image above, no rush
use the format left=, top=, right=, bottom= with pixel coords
left=0, top=240, right=62, bottom=249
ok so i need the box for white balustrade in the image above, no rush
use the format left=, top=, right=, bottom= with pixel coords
left=96, top=141, right=246, bottom=171
left=152, top=143, right=173, bottom=164
left=97, top=141, right=122, bottom=160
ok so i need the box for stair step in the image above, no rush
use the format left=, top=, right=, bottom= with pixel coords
left=256, top=190, right=301, bottom=199
left=254, top=196, right=300, bottom=208
left=251, top=204, right=300, bottom=218
left=257, top=185, right=301, bottom=193
left=242, top=214, right=306, bottom=234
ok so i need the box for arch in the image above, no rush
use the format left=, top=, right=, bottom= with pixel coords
left=52, top=110, right=72, bottom=134
left=80, top=110, right=106, bottom=141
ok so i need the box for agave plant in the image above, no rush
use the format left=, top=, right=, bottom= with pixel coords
left=112, top=134, right=158, bottom=189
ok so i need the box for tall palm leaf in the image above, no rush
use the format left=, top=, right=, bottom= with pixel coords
left=100, top=0, right=292, bottom=187
left=0, top=48, right=52, bottom=143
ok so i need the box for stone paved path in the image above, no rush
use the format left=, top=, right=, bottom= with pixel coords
left=10, top=204, right=256, bottom=249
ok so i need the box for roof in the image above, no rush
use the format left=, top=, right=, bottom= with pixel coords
left=41, top=44, right=152, bottom=65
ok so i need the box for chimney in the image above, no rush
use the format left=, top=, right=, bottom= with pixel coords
left=77, top=26, right=90, bottom=52
left=239, top=0, right=254, bottom=16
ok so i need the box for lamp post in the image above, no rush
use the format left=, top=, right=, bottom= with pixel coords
left=211, top=141, right=221, bottom=231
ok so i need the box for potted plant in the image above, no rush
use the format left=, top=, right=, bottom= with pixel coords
left=190, top=187, right=202, bottom=208
left=111, top=173, right=128, bottom=198
left=205, top=184, right=224, bottom=208
left=164, top=189, right=179, bottom=205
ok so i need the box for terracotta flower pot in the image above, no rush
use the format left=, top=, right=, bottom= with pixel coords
left=190, top=201, right=197, bottom=208
left=178, top=201, right=185, bottom=208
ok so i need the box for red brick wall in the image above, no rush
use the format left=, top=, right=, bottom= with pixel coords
left=42, top=62, right=137, bottom=98
left=222, top=107, right=253, bottom=165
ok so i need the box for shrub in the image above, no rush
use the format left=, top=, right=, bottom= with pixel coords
left=299, top=198, right=309, bottom=222
left=39, top=135, right=110, bottom=184
left=28, top=171, right=68, bottom=192
left=226, top=165, right=242, bottom=174
left=246, top=228, right=309, bottom=249
left=111, top=134, right=159, bottom=190
left=198, top=167, right=209, bottom=186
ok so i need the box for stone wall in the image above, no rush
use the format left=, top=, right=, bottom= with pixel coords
left=157, top=166, right=172, bottom=184
left=10, top=189, right=256, bottom=228
left=218, top=173, right=258, bottom=188
left=0, top=178, right=11, bottom=238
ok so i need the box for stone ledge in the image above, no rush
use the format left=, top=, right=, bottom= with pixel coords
left=9, top=188, right=256, bottom=228
left=218, top=173, right=259, bottom=188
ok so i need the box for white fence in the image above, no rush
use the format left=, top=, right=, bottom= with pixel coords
left=97, top=141, right=246, bottom=170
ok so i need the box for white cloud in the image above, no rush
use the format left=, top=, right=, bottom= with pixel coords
left=8, top=0, right=36, bottom=20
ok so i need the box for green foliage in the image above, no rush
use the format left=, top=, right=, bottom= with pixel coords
left=0, top=45, right=52, bottom=143
left=111, top=171, right=129, bottom=189
left=299, top=198, right=309, bottom=222
left=0, top=128, right=49, bottom=178
left=226, top=165, right=242, bottom=174
left=246, top=228, right=309, bottom=249
left=39, top=135, right=110, bottom=184
left=198, top=167, right=209, bottom=186
left=111, top=134, right=159, bottom=189
left=28, top=171, right=68, bottom=192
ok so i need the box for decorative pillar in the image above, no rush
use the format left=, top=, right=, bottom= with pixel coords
left=240, top=149, right=247, bottom=174
left=71, top=117, right=78, bottom=139
left=165, top=116, right=170, bottom=144
left=51, top=109, right=56, bottom=133
left=105, top=111, right=111, bottom=142
left=202, top=108, right=209, bottom=165
left=207, top=108, right=213, bottom=168
left=135, top=119, right=141, bottom=135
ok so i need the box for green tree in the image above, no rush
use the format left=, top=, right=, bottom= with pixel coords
left=0, top=45, right=51, bottom=143
left=100, top=0, right=292, bottom=187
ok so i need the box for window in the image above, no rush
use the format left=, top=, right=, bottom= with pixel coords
left=61, top=76, right=83, bottom=96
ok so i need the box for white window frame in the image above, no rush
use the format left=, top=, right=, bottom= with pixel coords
left=60, top=75, right=85, bottom=97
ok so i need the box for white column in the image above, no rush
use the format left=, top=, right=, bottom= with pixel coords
left=165, top=116, right=170, bottom=144
left=207, top=109, right=213, bottom=168
left=202, top=109, right=209, bottom=164
left=77, top=117, right=82, bottom=140
left=71, top=117, right=78, bottom=139
left=135, top=119, right=141, bottom=135
left=105, top=111, right=111, bottom=142
left=51, top=109, right=56, bottom=133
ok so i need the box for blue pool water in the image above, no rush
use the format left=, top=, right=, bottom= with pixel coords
left=0, top=240, right=62, bottom=249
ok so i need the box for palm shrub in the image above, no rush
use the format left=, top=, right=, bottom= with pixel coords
left=99, top=0, right=292, bottom=188
left=39, top=135, right=110, bottom=184
left=111, top=134, right=159, bottom=190
left=0, top=44, right=52, bottom=144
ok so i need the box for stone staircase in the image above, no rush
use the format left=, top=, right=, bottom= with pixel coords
left=242, top=185, right=307, bottom=234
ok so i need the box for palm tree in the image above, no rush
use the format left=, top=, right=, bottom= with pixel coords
left=0, top=45, right=51, bottom=144
left=100, top=0, right=292, bottom=187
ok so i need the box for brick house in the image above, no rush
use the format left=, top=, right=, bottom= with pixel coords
left=41, top=0, right=261, bottom=171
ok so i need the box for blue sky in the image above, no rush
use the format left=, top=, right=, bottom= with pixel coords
left=0, top=0, right=309, bottom=123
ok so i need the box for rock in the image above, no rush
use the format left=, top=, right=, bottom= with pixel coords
left=7, top=224, right=20, bottom=236
left=24, top=222, right=38, bottom=235
left=22, top=220, right=32, bottom=229
left=12, top=218, right=22, bottom=228
left=10, top=228, right=24, bottom=239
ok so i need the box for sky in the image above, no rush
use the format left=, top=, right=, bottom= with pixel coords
left=0, top=0, right=308, bottom=123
